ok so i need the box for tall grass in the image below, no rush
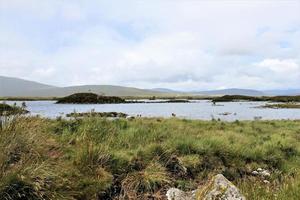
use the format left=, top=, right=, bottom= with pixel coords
left=1, top=117, right=300, bottom=199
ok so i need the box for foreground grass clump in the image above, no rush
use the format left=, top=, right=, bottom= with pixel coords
left=1, top=117, right=300, bottom=199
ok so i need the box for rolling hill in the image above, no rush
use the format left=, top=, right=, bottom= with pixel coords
left=0, top=76, right=169, bottom=97
left=263, top=89, right=300, bottom=96
left=1, top=76, right=299, bottom=97
left=27, top=85, right=170, bottom=97
left=0, top=76, right=57, bottom=97
left=195, top=88, right=265, bottom=96
left=152, top=88, right=266, bottom=96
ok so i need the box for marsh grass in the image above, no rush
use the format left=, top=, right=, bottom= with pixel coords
left=1, top=117, right=300, bottom=199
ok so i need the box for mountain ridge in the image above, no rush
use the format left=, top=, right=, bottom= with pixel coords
left=1, top=76, right=299, bottom=97
left=0, top=76, right=57, bottom=97
left=0, top=76, right=170, bottom=97
left=195, top=88, right=265, bottom=96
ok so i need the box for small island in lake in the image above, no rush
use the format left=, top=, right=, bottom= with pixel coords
left=56, top=93, right=192, bottom=104
left=56, top=93, right=127, bottom=104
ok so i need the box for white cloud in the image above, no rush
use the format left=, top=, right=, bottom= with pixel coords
left=61, top=3, right=85, bottom=21
left=0, top=0, right=300, bottom=90
left=256, top=59, right=299, bottom=73
left=31, top=67, right=56, bottom=78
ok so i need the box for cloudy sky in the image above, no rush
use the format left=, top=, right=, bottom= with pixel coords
left=0, top=0, right=299, bottom=90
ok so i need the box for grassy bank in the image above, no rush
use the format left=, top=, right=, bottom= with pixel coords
left=212, top=95, right=300, bottom=103
left=261, top=103, right=300, bottom=109
left=1, top=117, right=300, bottom=199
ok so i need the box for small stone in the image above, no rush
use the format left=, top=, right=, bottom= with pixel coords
left=126, top=116, right=135, bottom=120
left=263, top=180, right=270, bottom=184
left=260, top=170, right=271, bottom=177
left=257, top=168, right=263, bottom=172
left=252, top=171, right=259, bottom=176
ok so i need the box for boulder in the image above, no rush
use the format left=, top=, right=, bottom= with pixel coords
left=166, top=174, right=246, bottom=200
left=197, top=174, right=246, bottom=200
left=166, top=188, right=195, bottom=200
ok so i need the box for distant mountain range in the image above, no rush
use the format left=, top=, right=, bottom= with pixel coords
left=153, top=88, right=300, bottom=96
left=199, top=89, right=300, bottom=96
left=0, top=76, right=58, bottom=97
left=195, top=88, right=265, bottom=96
left=0, top=76, right=169, bottom=97
left=263, top=89, right=300, bottom=96
left=151, top=88, right=181, bottom=93
left=0, top=76, right=299, bottom=97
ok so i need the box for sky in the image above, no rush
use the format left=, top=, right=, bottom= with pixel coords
left=0, top=0, right=300, bottom=91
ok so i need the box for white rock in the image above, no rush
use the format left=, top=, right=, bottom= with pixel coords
left=203, top=174, right=246, bottom=200
left=166, top=174, right=246, bottom=200
left=166, top=188, right=194, bottom=200
left=126, top=116, right=135, bottom=120
left=257, top=168, right=263, bottom=172
left=260, top=170, right=271, bottom=177
left=251, top=171, right=259, bottom=175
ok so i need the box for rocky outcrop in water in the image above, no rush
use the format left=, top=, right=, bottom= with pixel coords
left=166, top=174, right=246, bottom=200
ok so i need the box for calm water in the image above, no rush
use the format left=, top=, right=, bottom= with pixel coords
left=3, top=100, right=300, bottom=121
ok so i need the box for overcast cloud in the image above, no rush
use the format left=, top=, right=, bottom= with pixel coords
left=0, top=0, right=299, bottom=90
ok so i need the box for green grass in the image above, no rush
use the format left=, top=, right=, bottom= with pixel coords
left=1, top=117, right=300, bottom=199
